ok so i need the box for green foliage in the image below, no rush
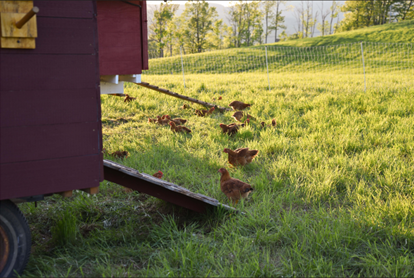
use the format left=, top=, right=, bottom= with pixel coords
left=149, top=2, right=179, bottom=57
left=269, top=1, right=287, bottom=41
left=181, top=0, right=218, bottom=54
left=51, top=208, right=79, bottom=247
left=206, top=19, right=232, bottom=50
left=228, top=0, right=264, bottom=47
left=339, top=0, right=414, bottom=32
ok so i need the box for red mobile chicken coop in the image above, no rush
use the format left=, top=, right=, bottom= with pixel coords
left=0, top=1, right=225, bottom=277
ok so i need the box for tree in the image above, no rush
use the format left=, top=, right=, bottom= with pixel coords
left=206, top=19, right=232, bottom=49
left=262, top=1, right=276, bottom=44
left=164, top=5, right=180, bottom=57
left=245, top=1, right=263, bottom=46
left=293, top=1, right=304, bottom=35
left=170, top=14, right=186, bottom=55
left=269, top=1, right=289, bottom=42
left=181, top=0, right=218, bottom=53
left=228, top=0, right=247, bottom=48
left=330, top=1, right=341, bottom=34
left=337, top=1, right=414, bottom=31
left=306, top=2, right=319, bottom=38
left=317, top=1, right=331, bottom=36
left=279, top=30, right=288, bottom=41
left=295, top=1, right=318, bottom=38
left=392, top=0, right=414, bottom=20
left=148, top=2, right=178, bottom=58
left=227, top=0, right=263, bottom=47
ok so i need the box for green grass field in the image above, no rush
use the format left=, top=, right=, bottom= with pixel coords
left=19, top=21, right=414, bottom=277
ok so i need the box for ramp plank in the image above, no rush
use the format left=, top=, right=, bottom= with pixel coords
left=103, top=159, right=235, bottom=213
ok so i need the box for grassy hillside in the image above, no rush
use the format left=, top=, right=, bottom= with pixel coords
left=146, top=20, right=413, bottom=76
left=267, top=19, right=414, bottom=47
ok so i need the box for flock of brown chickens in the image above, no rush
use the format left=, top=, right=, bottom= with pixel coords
left=107, top=95, right=278, bottom=206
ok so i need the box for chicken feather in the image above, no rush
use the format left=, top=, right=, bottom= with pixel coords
left=223, top=148, right=259, bottom=166
left=218, top=168, right=254, bottom=205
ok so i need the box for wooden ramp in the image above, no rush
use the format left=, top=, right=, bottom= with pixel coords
left=103, top=159, right=235, bottom=213
left=136, top=82, right=231, bottom=112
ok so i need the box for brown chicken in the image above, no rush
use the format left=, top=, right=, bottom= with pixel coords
left=164, top=115, right=187, bottom=125
left=169, top=121, right=191, bottom=133
left=218, top=96, right=222, bottom=100
left=229, top=101, right=251, bottom=111
left=232, top=111, right=256, bottom=122
left=156, top=115, right=170, bottom=125
left=223, top=148, right=259, bottom=167
left=110, top=150, right=128, bottom=159
left=124, top=94, right=136, bottom=103
left=148, top=118, right=157, bottom=123
left=218, top=168, right=254, bottom=205
left=173, top=118, right=187, bottom=124
left=271, top=118, right=277, bottom=127
left=152, top=171, right=163, bottom=179
left=195, top=107, right=215, bottom=117
left=231, top=111, right=244, bottom=122
left=219, top=123, right=241, bottom=136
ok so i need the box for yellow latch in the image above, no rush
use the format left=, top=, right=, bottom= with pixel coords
left=0, top=1, right=39, bottom=49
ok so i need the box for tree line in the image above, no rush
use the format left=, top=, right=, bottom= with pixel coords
left=148, top=0, right=414, bottom=58
left=339, top=0, right=413, bottom=31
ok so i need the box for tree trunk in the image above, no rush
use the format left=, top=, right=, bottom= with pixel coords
left=402, top=0, right=413, bottom=20
left=275, top=3, right=279, bottom=42
left=265, top=11, right=268, bottom=44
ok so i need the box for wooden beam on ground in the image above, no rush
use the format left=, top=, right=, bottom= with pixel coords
left=58, top=190, right=73, bottom=198
left=81, top=186, right=99, bottom=195
left=136, top=82, right=231, bottom=112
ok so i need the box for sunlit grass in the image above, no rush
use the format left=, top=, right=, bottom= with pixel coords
left=20, top=71, right=414, bottom=277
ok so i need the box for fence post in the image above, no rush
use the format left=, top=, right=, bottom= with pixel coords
left=360, top=42, right=366, bottom=93
left=265, top=46, right=270, bottom=91
left=180, top=46, right=185, bottom=89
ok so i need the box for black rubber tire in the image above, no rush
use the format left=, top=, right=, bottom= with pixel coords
left=0, top=200, right=31, bottom=278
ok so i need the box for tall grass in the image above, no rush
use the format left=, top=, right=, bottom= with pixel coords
left=18, top=68, right=414, bottom=277
left=51, top=208, right=79, bottom=247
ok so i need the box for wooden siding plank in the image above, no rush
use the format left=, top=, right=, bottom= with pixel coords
left=97, top=1, right=142, bottom=76
left=99, top=60, right=141, bottom=76
left=98, top=31, right=140, bottom=48
left=99, top=45, right=141, bottom=64
left=141, top=0, right=148, bottom=70
left=0, top=122, right=101, bottom=163
left=0, top=88, right=99, bottom=128
left=0, top=54, right=98, bottom=91
left=33, top=1, right=94, bottom=18
left=0, top=154, right=102, bottom=200
left=0, top=17, right=96, bottom=55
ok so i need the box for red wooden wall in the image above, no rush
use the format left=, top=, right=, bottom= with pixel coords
left=0, top=1, right=103, bottom=200
left=97, top=0, right=148, bottom=76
